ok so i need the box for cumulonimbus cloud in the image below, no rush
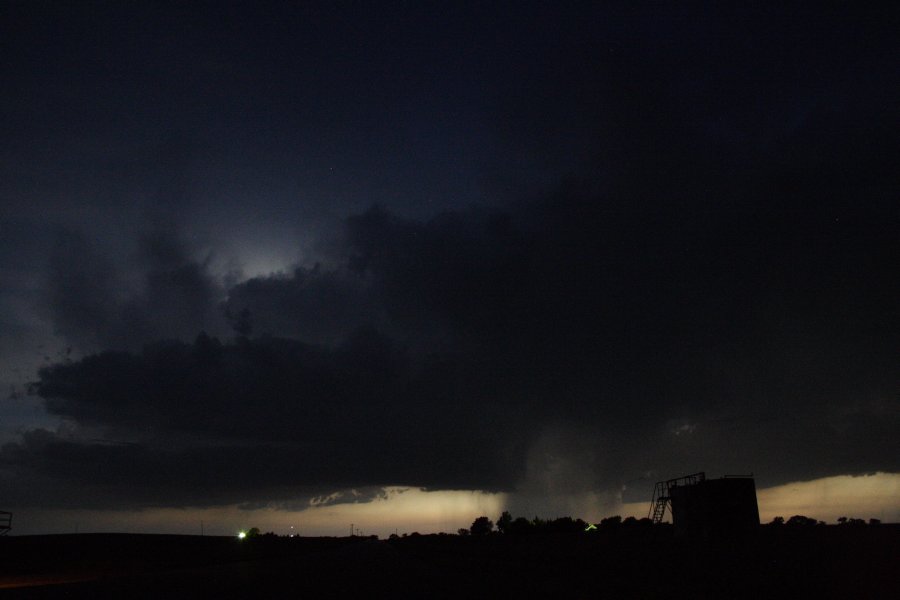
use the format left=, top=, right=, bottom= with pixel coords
left=6, top=188, right=897, bottom=510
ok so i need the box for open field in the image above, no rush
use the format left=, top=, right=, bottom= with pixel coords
left=1, top=526, right=897, bottom=598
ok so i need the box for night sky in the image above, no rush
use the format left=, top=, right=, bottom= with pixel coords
left=1, top=2, right=898, bottom=534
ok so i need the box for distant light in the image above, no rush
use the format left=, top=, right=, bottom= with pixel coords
left=238, top=531, right=247, bottom=539
left=584, top=523, right=597, bottom=532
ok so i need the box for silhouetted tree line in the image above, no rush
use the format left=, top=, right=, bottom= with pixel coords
left=465, top=512, right=657, bottom=536
left=466, top=512, right=889, bottom=537
left=766, top=515, right=882, bottom=527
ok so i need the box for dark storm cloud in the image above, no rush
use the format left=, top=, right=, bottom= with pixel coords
left=223, top=265, right=380, bottom=345
left=43, top=225, right=224, bottom=352
left=7, top=185, right=898, bottom=508
left=2, top=3, right=898, bottom=511
left=1, top=428, right=378, bottom=509
left=4, top=327, right=516, bottom=508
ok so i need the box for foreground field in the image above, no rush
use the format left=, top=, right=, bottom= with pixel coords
left=1, top=526, right=897, bottom=598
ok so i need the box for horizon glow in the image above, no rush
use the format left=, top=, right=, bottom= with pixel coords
left=7, top=473, right=899, bottom=537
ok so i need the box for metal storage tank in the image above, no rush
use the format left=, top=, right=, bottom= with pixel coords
left=651, top=472, right=760, bottom=537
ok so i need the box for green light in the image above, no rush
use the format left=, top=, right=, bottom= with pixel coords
left=238, top=531, right=247, bottom=539
left=584, top=523, right=597, bottom=532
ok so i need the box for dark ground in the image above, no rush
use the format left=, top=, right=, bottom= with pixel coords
left=1, top=525, right=897, bottom=598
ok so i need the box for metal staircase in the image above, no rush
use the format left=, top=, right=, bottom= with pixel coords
left=648, top=472, right=705, bottom=523
left=650, top=491, right=669, bottom=523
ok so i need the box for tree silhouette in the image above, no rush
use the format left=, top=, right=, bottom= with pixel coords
left=786, top=515, right=817, bottom=527
left=496, top=511, right=513, bottom=534
left=599, top=515, right=622, bottom=530
left=508, top=517, right=532, bottom=535
left=470, top=516, right=494, bottom=536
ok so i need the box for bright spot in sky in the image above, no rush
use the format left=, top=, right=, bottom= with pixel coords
left=232, top=248, right=295, bottom=279
left=237, top=531, right=246, bottom=539
left=203, top=234, right=303, bottom=283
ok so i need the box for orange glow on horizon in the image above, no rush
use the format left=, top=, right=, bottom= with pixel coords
left=9, top=473, right=899, bottom=536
